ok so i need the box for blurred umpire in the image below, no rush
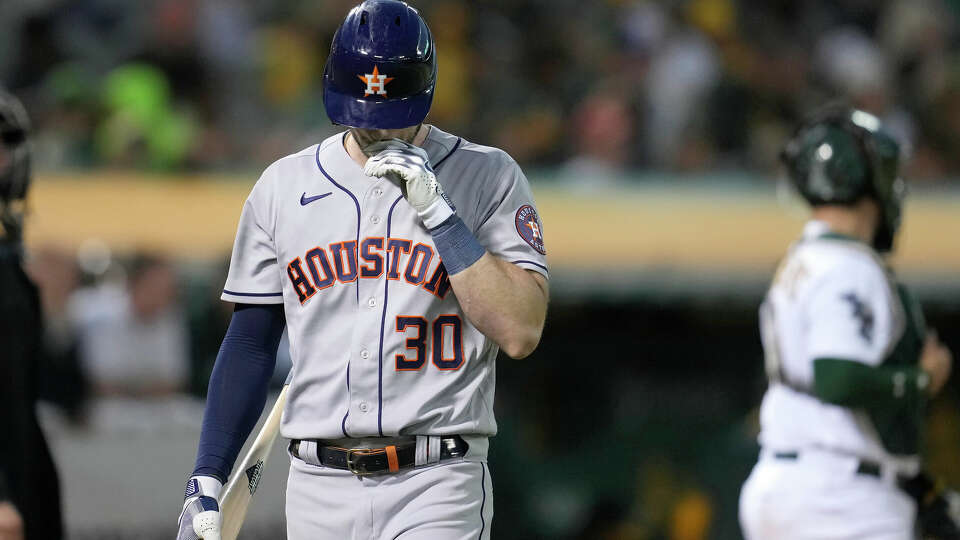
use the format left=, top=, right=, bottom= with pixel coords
left=0, top=88, right=63, bottom=540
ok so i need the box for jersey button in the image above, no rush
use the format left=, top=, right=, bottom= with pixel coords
left=358, top=402, right=369, bottom=412
left=360, top=349, right=370, bottom=359
left=373, top=188, right=383, bottom=197
left=367, top=297, right=377, bottom=308
left=371, top=215, right=381, bottom=224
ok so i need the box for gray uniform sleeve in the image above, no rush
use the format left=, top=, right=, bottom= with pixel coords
left=475, top=157, right=548, bottom=278
left=221, top=167, right=284, bottom=304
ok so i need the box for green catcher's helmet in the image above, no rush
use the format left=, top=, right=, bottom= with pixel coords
left=781, top=106, right=905, bottom=252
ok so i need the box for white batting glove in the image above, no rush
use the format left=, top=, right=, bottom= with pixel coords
left=364, top=139, right=455, bottom=229
left=177, top=475, right=222, bottom=540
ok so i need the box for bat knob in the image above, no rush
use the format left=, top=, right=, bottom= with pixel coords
left=193, top=510, right=221, bottom=540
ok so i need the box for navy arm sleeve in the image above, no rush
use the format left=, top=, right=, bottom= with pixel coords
left=192, top=303, right=286, bottom=483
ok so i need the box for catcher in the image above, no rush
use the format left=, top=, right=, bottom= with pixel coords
left=739, top=106, right=959, bottom=539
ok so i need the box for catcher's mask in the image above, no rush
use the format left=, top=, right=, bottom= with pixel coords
left=781, top=106, right=905, bottom=253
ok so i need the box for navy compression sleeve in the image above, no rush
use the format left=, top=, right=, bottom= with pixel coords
left=192, top=303, right=285, bottom=482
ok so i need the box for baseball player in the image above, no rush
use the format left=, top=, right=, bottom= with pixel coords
left=176, top=1, right=549, bottom=539
left=739, top=107, right=957, bottom=539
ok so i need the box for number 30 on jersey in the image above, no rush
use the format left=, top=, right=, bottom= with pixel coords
left=395, top=315, right=464, bottom=371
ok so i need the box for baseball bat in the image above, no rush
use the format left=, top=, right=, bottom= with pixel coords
left=218, top=385, right=289, bottom=540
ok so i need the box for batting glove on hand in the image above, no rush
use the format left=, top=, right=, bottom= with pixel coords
left=177, top=476, right=222, bottom=540
left=364, top=139, right=455, bottom=229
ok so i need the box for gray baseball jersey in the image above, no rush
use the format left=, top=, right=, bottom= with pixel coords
left=221, top=126, right=548, bottom=443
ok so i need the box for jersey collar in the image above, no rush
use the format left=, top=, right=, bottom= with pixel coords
left=802, top=220, right=863, bottom=244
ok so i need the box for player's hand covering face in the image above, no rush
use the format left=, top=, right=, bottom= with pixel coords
left=351, top=125, right=421, bottom=156
left=364, top=139, right=454, bottom=229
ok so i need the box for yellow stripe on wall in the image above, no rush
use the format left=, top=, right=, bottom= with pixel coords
left=24, top=173, right=960, bottom=275
left=26, top=173, right=250, bottom=258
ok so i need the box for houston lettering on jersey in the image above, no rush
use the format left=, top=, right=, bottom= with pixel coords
left=286, top=236, right=452, bottom=305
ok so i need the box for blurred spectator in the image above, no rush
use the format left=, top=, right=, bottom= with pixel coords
left=72, top=253, right=189, bottom=397
left=814, top=26, right=891, bottom=110
left=426, top=2, right=474, bottom=132
left=643, top=16, right=720, bottom=169
left=26, top=246, right=89, bottom=423
left=96, top=63, right=199, bottom=170
left=185, top=257, right=235, bottom=396
left=562, top=90, right=636, bottom=185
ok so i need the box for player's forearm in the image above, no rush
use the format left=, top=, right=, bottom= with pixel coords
left=448, top=253, right=548, bottom=359
left=193, top=304, right=285, bottom=482
left=812, top=358, right=928, bottom=410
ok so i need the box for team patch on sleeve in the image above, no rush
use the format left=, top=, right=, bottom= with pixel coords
left=515, top=205, right=546, bottom=255
left=841, top=291, right=874, bottom=343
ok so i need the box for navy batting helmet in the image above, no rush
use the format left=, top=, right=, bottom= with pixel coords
left=781, top=106, right=905, bottom=252
left=323, top=0, right=437, bottom=129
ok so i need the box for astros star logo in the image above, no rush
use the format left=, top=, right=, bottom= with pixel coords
left=514, top=205, right=546, bottom=255
left=525, top=220, right=542, bottom=240
left=358, top=66, right=394, bottom=97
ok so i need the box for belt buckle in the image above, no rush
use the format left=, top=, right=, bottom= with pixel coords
left=345, top=449, right=368, bottom=475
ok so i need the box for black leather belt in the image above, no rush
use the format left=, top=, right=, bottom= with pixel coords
left=773, top=451, right=906, bottom=481
left=289, top=436, right=469, bottom=475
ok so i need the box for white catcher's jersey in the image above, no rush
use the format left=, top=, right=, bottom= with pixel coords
left=221, top=126, right=548, bottom=441
left=757, top=220, right=924, bottom=462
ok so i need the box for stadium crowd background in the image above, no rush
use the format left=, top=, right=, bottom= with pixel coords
left=3, top=1, right=960, bottom=539
left=2, top=0, right=960, bottom=179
